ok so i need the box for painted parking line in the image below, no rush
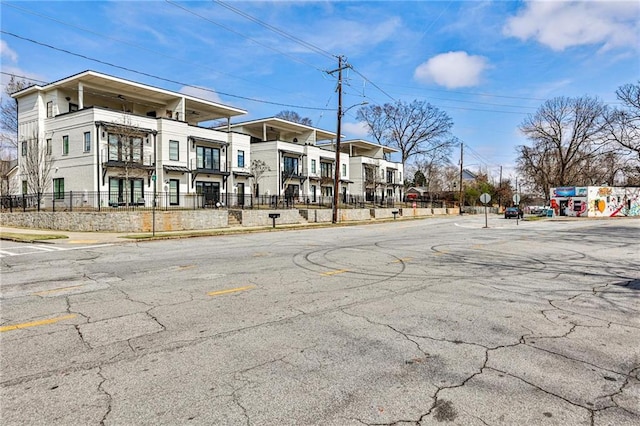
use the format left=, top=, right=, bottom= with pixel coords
left=32, top=285, right=86, bottom=296
left=207, top=285, right=255, bottom=297
left=0, top=244, right=113, bottom=258
left=0, top=314, right=77, bottom=333
left=321, top=269, right=349, bottom=276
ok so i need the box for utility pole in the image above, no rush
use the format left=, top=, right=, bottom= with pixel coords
left=458, top=142, right=463, bottom=215
left=328, top=55, right=346, bottom=224
left=498, top=165, right=503, bottom=211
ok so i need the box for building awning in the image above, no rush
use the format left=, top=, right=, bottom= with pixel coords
left=340, top=179, right=354, bottom=183
left=188, top=136, right=228, bottom=146
left=233, top=171, right=253, bottom=177
left=164, top=165, right=191, bottom=173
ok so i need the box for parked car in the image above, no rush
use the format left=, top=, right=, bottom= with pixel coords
left=505, top=207, right=523, bottom=219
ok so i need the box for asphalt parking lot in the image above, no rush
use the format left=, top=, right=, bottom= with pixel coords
left=1, top=215, right=638, bottom=425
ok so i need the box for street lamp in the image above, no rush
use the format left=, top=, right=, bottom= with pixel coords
left=332, top=100, right=368, bottom=223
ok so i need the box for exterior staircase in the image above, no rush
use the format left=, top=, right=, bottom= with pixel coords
left=228, top=210, right=242, bottom=227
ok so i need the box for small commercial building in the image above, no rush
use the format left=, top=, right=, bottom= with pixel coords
left=550, top=186, right=640, bottom=217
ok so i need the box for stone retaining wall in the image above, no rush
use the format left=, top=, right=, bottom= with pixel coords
left=0, top=210, right=228, bottom=232
left=236, top=209, right=304, bottom=227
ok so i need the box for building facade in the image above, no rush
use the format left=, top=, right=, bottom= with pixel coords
left=550, top=186, right=640, bottom=217
left=11, top=70, right=250, bottom=209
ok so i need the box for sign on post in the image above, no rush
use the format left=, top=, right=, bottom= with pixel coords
left=513, top=194, right=521, bottom=204
left=480, top=193, right=491, bottom=228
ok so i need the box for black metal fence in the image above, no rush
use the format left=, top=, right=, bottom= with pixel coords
left=1, top=191, right=448, bottom=213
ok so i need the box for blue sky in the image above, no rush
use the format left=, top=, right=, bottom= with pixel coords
left=2, top=1, right=639, bottom=180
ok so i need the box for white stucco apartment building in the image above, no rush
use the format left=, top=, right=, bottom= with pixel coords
left=10, top=70, right=251, bottom=208
left=225, top=118, right=341, bottom=204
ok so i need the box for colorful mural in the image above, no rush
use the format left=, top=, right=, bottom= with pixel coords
left=549, top=186, right=640, bottom=217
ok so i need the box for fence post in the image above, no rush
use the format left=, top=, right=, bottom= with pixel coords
left=69, top=191, right=73, bottom=212
left=53, top=192, right=56, bottom=212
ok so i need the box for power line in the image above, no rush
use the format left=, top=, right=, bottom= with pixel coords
left=2, top=1, right=306, bottom=95
left=1, top=30, right=335, bottom=112
left=212, top=0, right=336, bottom=61
left=165, top=0, right=327, bottom=72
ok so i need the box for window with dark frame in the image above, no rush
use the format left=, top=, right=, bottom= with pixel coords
left=169, top=140, right=179, bottom=161
left=84, top=132, right=91, bottom=152
left=311, top=159, right=316, bottom=174
left=62, top=135, right=69, bottom=155
left=196, top=146, right=220, bottom=170
left=22, top=180, right=27, bottom=194
left=238, top=150, right=245, bottom=168
left=387, top=170, right=394, bottom=184
left=21, top=141, right=27, bottom=156
left=53, top=178, right=65, bottom=199
left=169, top=179, right=179, bottom=205
left=46, top=138, right=52, bottom=155
left=46, top=101, right=53, bottom=118
left=69, top=103, right=79, bottom=112
left=108, top=134, right=143, bottom=163
left=283, top=156, right=298, bottom=175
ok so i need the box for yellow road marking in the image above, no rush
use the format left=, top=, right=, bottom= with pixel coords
left=392, top=257, right=413, bottom=263
left=321, top=269, right=349, bottom=276
left=207, top=285, right=255, bottom=297
left=68, top=240, right=99, bottom=244
left=32, top=285, right=85, bottom=296
left=0, top=314, right=77, bottom=332
left=472, top=244, right=484, bottom=249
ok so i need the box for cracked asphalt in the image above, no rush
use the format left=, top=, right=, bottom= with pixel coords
left=1, top=215, right=638, bottom=425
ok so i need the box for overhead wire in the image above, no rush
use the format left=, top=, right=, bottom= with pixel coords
left=1, top=30, right=335, bottom=112
left=2, top=1, right=311, bottom=95
left=212, top=0, right=336, bottom=61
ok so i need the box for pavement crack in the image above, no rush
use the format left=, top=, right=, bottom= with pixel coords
left=97, top=367, right=112, bottom=426
left=486, top=366, right=599, bottom=414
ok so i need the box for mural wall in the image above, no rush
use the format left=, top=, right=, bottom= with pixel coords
left=550, top=186, right=640, bottom=217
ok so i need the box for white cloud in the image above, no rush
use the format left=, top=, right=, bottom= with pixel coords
left=179, top=86, right=223, bottom=104
left=341, top=121, right=370, bottom=139
left=503, top=1, right=640, bottom=51
left=413, top=51, right=488, bottom=88
left=1, top=40, right=18, bottom=63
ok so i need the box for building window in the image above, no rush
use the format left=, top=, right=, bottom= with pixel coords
left=342, top=164, right=346, bottom=177
left=47, top=101, right=53, bottom=118
left=62, top=135, right=69, bottom=155
left=22, top=180, right=28, bottom=194
left=196, top=146, right=220, bottom=170
left=21, top=141, right=27, bottom=156
left=84, top=132, right=91, bottom=152
left=169, top=140, right=179, bottom=161
left=311, top=159, right=316, bottom=174
left=53, top=178, right=65, bottom=199
left=237, top=150, right=245, bottom=168
left=108, top=134, right=143, bottom=163
left=387, top=170, right=394, bottom=184
left=283, top=156, right=298, bottom=175
left=109, top=178, right=143, bottom=206
left=169, top=179, right=179, bottom=205
left=320, top=162, right=332, bottom=178
left=46, top=138, right=52, bottom=155
left=69, top=103, right=78, bottom=112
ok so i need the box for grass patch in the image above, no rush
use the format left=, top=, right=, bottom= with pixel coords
left=0, top=232, right=69, bottom=242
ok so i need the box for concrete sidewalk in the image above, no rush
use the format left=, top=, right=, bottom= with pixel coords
left=0, top=221, right=335, bottom=245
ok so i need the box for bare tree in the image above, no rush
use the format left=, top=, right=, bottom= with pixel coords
left=356, top=100, right=455, bottom=173
left=107, top=115, right=148, bottom=207
left=20, top=128, right=54, bottom=210
left=275, top=111, right=312, bottom=126
left=249, top=159, right=270, bottom=196
left=1, top=76, right=34, bottom=190
left=1, top=76, right=33, bottom=155
left=516, top=96, right=611, bottom=196
left=603, top=81, right=640, bottom=183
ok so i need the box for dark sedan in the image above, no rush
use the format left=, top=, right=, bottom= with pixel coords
left=505, top=207, right=523, bottom=219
